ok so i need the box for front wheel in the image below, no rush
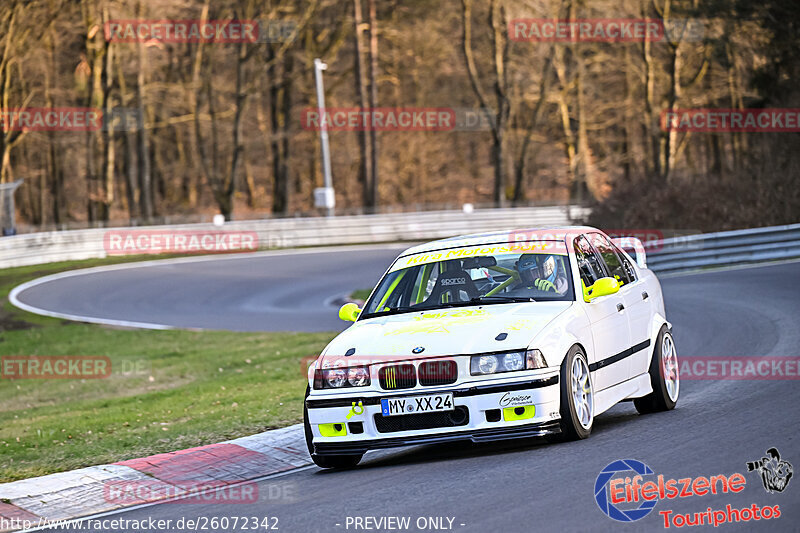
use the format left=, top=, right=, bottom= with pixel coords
left=303, top=386, right=363, bottom=469
left=555, top=346, right=594, bottom=440
left=634, top=326, right=679, bottom=414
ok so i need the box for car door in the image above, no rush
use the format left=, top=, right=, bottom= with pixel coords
left=589, top=233, right=652, bottom=380
left=574, top=234, right=632, bottom=391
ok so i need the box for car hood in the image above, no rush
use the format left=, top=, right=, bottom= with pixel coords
left=320, top=302, right=572, bottom=366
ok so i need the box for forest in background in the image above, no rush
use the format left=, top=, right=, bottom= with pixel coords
left=0, top=0, right=798, bottom=233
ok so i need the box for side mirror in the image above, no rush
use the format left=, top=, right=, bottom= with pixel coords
left=338, top=302, right=361, bottom=322
left=584, top=277, right=620, bottom=302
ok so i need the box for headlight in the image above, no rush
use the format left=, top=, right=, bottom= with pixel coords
left=326, top=368, right=347, bottom=388
left=504, top=352, right=524, bottom=371
left=313, top=365, right=371, bottom=389
left=477, top=355, right=499, bottom=374
left=347, top=366, right=370, bottom=386
left=470, top=349, right=548, bottom=375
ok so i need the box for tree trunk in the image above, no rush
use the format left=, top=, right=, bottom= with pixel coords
left=267, top=43, right=290, bottom=214
left=512, top=47, right=554, bottom=205
left=45, top=22, right=63, bottom=224
left=367, top=0, right=379, bottom=208
left=353, top=0, right=372, bottom=209
left=639, top=1, right=659, bottom=178
left=135, top=2, right=153, bottom=220
left=461, top=0, right=509, bottom=207
left=221, top=38, right=249, bottom=221
left=100, top=5, right=115, bottom=221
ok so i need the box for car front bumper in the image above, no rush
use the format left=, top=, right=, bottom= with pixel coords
left=306, top=374, right=562, bottom=456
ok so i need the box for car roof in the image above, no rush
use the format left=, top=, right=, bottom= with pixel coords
left=398, top=225, right=599, bottom=257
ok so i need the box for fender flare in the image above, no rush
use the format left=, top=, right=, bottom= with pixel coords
left=645, top=314, right=672, bottom=367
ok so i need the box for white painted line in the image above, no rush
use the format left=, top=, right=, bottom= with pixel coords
left=8, top=244, right=407, bottom=331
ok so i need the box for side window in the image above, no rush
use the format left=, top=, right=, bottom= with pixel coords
left=616, top=248, right=637, bottom=283
left=573, top=235, right=603, bottom=287
left=590, top=233, right=634, bottom=286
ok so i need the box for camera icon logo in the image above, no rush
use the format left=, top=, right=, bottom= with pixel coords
left=746, top=447, right=793, bottom=493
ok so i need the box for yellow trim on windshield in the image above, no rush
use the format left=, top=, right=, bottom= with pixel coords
left=377, top=269, right=408, bottom=311
left=415, top=263, right=433, bottom=304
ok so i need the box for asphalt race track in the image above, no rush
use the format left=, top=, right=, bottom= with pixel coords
left=16, top=252, right=800, bottom=533
left=12, top=245, right=407, bottom=332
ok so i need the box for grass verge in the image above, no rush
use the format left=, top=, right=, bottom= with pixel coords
left=349, top=288, right=373, bottom=302
left=0, top=257, right=335, bottom=483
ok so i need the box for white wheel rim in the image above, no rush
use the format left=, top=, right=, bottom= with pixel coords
left=570, top=355, right=593, bottom=429
left=661, top=333, right=679, bottom=402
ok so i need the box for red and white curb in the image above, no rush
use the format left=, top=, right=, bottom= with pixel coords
left=0, top=424, right=308, bottom=532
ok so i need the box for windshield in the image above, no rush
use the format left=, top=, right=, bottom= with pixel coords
left=362, top=242, right=573, bottom=318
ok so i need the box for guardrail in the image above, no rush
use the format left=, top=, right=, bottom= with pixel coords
left=646, top=223, right=800, bottom=273
left=0, top=205, right=588, bottom=269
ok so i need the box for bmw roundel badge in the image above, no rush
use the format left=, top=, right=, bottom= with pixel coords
left=412, top=346, right=425, bottom=354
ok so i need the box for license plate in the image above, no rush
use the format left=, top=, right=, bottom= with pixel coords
left=380, top=393, right=454, bottom=417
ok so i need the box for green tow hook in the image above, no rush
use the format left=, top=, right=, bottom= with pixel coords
left=346, top=401, right=364, bottom=420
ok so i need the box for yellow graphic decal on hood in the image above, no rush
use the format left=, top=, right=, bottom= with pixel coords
left=383, top=308, right=492, bottom=336
left=412, top=309, right=487, bottom=320
left=384, top=323, right=451, bottom=336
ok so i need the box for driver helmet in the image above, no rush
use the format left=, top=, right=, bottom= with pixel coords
left=516, top=254, right=539, bottom=285
left=542, top=255, right=558, bottom=284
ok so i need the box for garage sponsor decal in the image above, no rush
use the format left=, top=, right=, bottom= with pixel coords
left=594, top=454, right=789, bottom=528
left=498, top=392, right=532, bottom=408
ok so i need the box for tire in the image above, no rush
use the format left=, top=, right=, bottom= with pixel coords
left=303, top=386, right=363, bottom=469
left=554, top=346, right=594, bottom=441
left=634, top=325, right=679, bottom=414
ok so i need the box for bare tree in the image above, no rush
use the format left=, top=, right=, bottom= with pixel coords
left=461, top=0, right=510, bottom=207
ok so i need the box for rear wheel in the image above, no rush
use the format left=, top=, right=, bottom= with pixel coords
left=303, top=386, right=363, bottom=469
left=554, top=346, right=593, bottom=440
left=634, top=326, right=679, bottom=414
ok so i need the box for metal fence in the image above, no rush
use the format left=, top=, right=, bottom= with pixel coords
left=0, top=205, right=588, bottom=269
left=646, top=223, right=800, bottom=273
left=1, top=206, right=797, bottom=272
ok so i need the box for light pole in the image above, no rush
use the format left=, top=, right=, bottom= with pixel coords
left=313, top=58, right=335, bottom=216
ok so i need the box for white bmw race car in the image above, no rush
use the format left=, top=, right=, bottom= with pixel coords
left=304, top=227, right=679, bottom=468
